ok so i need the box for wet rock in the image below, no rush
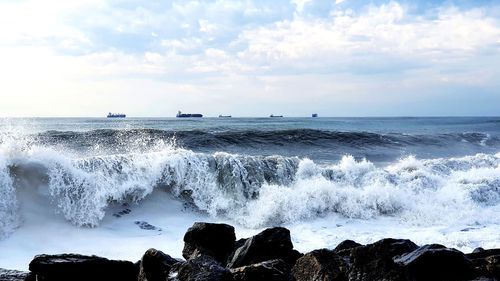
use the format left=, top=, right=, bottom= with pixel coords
left=0, top=268, right=30, bottom=281
left=466, top=249, right=500, bottom=260
left=394, top=244, right=475, bottom=281
left=183, top=222, right=236, bottom=264
left=347, top=238, right=418, bottom=281
left=113, top=208, right=131, bottom=218
left=292, top=249, right=347, bottom=281
left=28, top=254, right=138, bottom=281
left=333, top=240, right=362, bottom=253
left=473, top=247, right=486, bottom=253
left=135, top=221, right=162, bottom=231
left=171, top=255, right=232, bottom=281
left=138, top=248, right=180, bottom=281
left=485, top=255, right=500, bottom=279
left=467, top=250, right=500, bottom=280
left=231, top=259, right=290, bottom=281
left=227, top=227, right=302, bottom=268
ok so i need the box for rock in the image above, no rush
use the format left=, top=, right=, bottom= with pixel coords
left=467, top=249, right=500, bottom=260
left=231, top=259, right=290, bottom=281
left=473, top=247, right=486, bottom=253
left=347, top=238, right=418, bottom=281
left=394, top=244, right=475, bottom=281
left=0, top=268, right=30, bottom=281
left=227, top=227, right=302, bottom=268
left=333, top=240, right=362, bottom=253
left=485, top=255, right=500, bottom=279
left=183, top=222, right=236, bottom=264
left=138, top=248, right=180, bottom=281
left=171, top=255, right=232, bottom=281
left=135, top=221, right=162, bottom=231
left=466, top=249, right=500, bottom=278
left=292, top=249, right=347, bottom=281
left=28, top=254, right=138, bottom=281
left=468, top=253, right=500, bottom=280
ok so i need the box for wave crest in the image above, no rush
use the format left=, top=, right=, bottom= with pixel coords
left=1, top=134, right=499, bottom=233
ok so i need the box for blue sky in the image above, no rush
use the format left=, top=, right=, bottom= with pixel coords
left=0, top=0, right=499, bottom=117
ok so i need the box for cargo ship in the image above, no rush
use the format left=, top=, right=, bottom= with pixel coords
left=107, top=112, right=126, bottom=118
left=270, top=114, right=283, bottom=118
left=176, top=111, right=203, bottom=118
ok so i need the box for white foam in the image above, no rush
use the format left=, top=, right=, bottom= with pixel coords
left=0, top=133, right=499, bottom=270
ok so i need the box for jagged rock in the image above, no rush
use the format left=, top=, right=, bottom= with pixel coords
left=231, top=259, right=290, bottom=281
left=226, top=238, right=248, bottom=265
left=333, top=240, right=362, bottom=253
left=171, top=255, right=232, bottom=281
left=292, top=249, right=347, bottom=281
left=394, top=244, right=475, bottom=281
left=138, top=248, right=180, bottom=281
left=183, top=222, right=236, bottom=264
left=227, top=227, right=302, bottom=268
left=347, top=238, right=418, bottom=281
left=0, top=268, right=30, bottom=281
left=28, top=254, right=138, bottom=281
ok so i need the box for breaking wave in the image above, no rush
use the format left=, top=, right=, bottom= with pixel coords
left=1, top=131, right=499, bottom=239
left=33, top=129, right=500, bottom=152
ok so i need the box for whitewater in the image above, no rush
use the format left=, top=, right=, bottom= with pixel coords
left=0, top=117, right=499, bottom=270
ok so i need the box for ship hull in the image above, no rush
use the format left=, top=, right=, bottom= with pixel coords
left=177, top=114, right=203, bottom=118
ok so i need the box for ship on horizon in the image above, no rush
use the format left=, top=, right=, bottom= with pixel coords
left=270, top=114, right=283, bottom=118
left=107, top=112, right=126, bottom=118
left=176, top=111, right=203, bottom=118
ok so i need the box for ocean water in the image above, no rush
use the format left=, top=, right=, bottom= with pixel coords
left=0, top=117, right=499, bottom=269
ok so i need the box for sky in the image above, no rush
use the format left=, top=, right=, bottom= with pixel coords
left=0, top=0, right=499, bottom=117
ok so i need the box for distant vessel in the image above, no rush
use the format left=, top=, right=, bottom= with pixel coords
left=219, top=115, right=232, bottom=118
left=312, top=113, right=318, bottom=117
left=176, top=111, right=203, bottom=118
left=270, top=114, right=283, bottom=118
left=107, top=112, right=126, bottom=118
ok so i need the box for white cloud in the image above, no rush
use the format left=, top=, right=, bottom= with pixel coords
left=238, top=2, right=499, bottom=65
left=0, top=0, right=499, bottom=116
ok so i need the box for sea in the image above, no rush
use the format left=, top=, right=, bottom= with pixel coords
left=1, top=117, right=499, bottom=269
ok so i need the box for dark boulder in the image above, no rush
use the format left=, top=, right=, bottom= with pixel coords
left=0, top=268, right=30, bottom=281
left=183, top=222, right=236, bottom=264
left=347, top=238, right=418, bottom=281
left=333, top=240, right=362, bottom=253
left=138, top=248, right=180, bottom=281
left=466, top=249, right=500, bottom=280
left=466, top=249, right=500, bottom=260
left=484, top=255, right=500, bottom=279
left=231, top=259, right=291, bottom=281
left=227, top=227, right=302, bottom=268
left=292, top=249, right=347, bottom=281
left=473, top=247, right=486, bottom=253
left=394, top=244, right=475, bottom=281
left=172, top=255, right=233, bottom=281
left=28, top=254, right=138, bottom=281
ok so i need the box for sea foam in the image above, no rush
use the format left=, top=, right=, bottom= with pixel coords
left=1, top=130, right=499, bottom=235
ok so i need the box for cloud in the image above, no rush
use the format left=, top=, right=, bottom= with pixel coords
left=0, top=0, right=499, bottom=116
left=236, top=3, right=499, bottom=69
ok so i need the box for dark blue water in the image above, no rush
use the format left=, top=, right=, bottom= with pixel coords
left=1, top=117, right=499, bottom=163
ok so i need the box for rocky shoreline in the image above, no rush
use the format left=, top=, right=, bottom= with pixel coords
left=1, top=222, right=499, bottom=281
